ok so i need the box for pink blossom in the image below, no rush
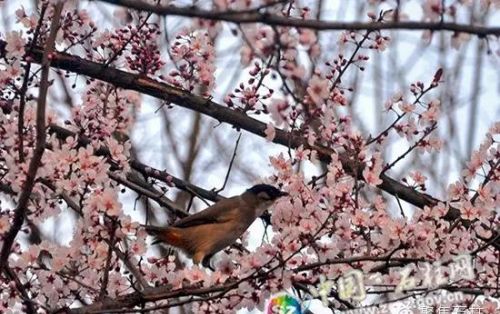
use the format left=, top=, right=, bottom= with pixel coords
left=373, top=34, right=391, bottom=51
left=420, top=100, right=440, bottom=123
left=459, top=201, right=478, bottom=220
left=424, top=203, right=449, bottom=219
left=130, top=238, right=146, bottom=255
left=331, top=88, right=347, bottom=106
left=294, top=145, right=312, bottom=161
left=389, top=219, right=408, bottom=241
left=489, top=121, right=500, bottom=134
left=15, top=8, right=37, bottom=28
left=240, top=45, right=253, bottom=65
left=352, top=211, right=368, bottom=226
left=397, top=117, right=417, bottom=140
left=362, top=152, right=383, bottom=186
left=477, top=184, right=492, bottom=201
left=16, top=245, right=40, bottom=269
left=307, top=75, right=329, bottom=105
left=468, top=150, right=485, bottom=171
left=5, top=30, right=25, bottom=58
left=448, top=181, right=465, bottom=199
left=477, top=299, right=499, bottom=314
left=0, top=216, right=9, bottom=233
left=337, top=31, right=351, bottom=46
left=298, top=29, right=316, bottom=46
left=299, top=218, right=317, bottom=233
left=451, top=32, right=471, bottom=49
left=422, top=0, right=444, bottom=21
left=398, top=102, right=415, bottom=113
left=87, top=188, right=122, bottom=216
left=409, top=170, right=427, bottom=185
left=264, top=123, right=276, bottom=141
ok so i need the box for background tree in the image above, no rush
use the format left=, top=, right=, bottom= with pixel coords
left=0, top=0, right=499, bottom=313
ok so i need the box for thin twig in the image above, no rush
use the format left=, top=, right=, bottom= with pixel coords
left=215, top=133, right=242, bottom=192
left=99, top=219, right=117, bottom=299
left=382, top=122, right=438, bottom=173
left=40, top=178, right=83, bottom=216
left=17, top=4, right=48, bottom=162
left=104, top=8, right=155, bottom=67
left=109, top=171, right=188, bottom=217
left=395, top=194, right=406, bottom=218
left=106, top=239, right=150, bottom=291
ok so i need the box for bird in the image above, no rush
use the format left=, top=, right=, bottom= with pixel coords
left=144, top=184, right=288, bottom=268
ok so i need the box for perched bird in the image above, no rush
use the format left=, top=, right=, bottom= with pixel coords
left=144, top=184, right=288, bottom=267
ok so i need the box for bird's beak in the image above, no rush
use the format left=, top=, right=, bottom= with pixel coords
left=278, top=191, right=289, bottom=197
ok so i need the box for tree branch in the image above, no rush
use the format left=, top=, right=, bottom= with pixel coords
left=105, top=239, right=150, bottom=291
left=97, top=0, right=500, bottom=36
left=46, top=124, right=222, bottom=205
left=129, top=160, right=224, bottom=203
left=0, top=3, right=64, bottom=313
left=110, top=171, right=189, bottom=217
left=8, top=46, right=451, bottom=214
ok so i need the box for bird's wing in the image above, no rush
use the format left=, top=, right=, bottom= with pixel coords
left=173, top=196, right=242, bottom=228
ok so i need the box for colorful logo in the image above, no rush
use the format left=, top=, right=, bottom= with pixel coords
left=267, top=294, right=303, bottom=314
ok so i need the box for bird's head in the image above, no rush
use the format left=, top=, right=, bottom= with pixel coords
left=247, top=184, right=288, bottom=204
left=246, top=184, right=288, bottom=218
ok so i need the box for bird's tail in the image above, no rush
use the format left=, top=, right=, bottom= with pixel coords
left=143, top=225, right=184, bottom=247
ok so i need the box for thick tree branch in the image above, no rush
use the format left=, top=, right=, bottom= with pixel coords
left=98, top=0, right=500, bottom=36
left=9, top=46, right=452, bottom=215
left=65, top=282, right=234, bottom=314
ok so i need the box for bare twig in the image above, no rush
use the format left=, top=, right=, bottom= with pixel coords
left=395, top=194, right=406, bottom=219
left=215, top=133, right=242, bottom=192
left=382, top=122, right=438, bottom=173
left=367, top=82, right=438, bottom=146
left=129, top=160, right=223, bottom=203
